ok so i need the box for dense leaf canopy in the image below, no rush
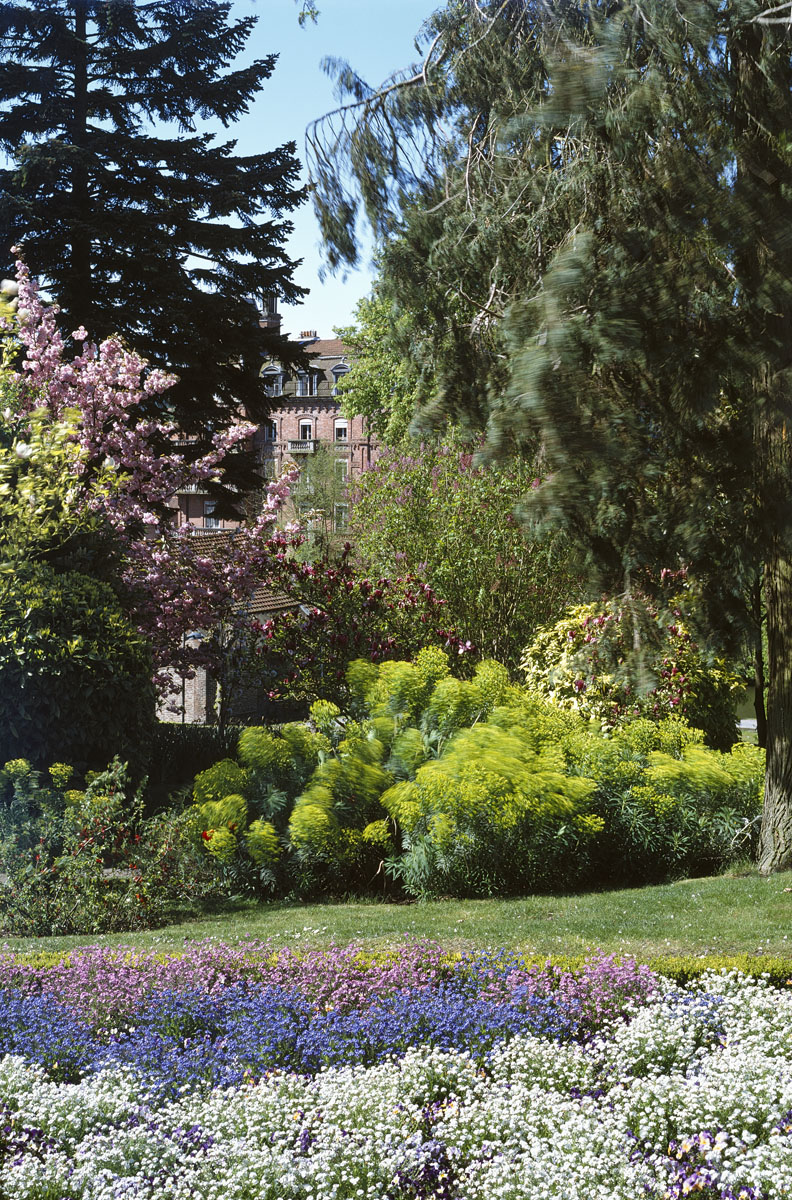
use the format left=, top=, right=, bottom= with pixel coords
left=0, top=0, right=307, bottom=506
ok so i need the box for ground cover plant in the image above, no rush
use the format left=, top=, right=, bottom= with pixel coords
left=1, top=941, right=792, bottom=1197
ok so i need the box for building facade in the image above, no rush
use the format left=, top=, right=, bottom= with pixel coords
left=171, top=329, right=375, bottom=532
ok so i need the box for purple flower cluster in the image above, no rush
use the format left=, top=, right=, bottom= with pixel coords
left=0, top=943, right=658, bottom=1097
left=455, top=949, right=658, bottom=1039
left=0, top=938, right=453, bottom=1021
left=628, top=1127, right=764, bottom=1200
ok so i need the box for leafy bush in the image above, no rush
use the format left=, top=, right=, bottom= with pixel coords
left=559, top=721, right=763, bottom=884
left=0, top=757, right=216, bottom=935
left=187, top=648, right=764, bottom=901
left=144, top=723, right=246, bottom=809
left=382, top=724, right=601, bottom=898
left=0, top=564, right=155, bottom=770
left=349, top=440, right=584, bottom=671
left=521, top=599, right=743, bottom=750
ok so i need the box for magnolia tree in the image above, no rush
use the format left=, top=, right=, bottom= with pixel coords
left=1, top=258, right=299, bottom=704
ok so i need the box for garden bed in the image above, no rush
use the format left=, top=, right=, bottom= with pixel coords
left=0, top=941, right=791, bottom=1197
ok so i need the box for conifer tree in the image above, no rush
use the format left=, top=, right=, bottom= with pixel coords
left=311, top=0, right=792, bottom=872
left=0, top=0, right=306, bottom=504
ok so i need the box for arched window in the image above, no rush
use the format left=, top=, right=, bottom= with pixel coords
left=331, top=363, right=350, bottom=396
left=261, top=365, right=284, bottom=398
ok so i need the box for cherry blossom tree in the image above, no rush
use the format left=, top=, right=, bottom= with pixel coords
left=1, top=257, right=300, bottom=703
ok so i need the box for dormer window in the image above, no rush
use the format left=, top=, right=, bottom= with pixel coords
left=297, top=371, right=319, bottom=398
left=261, top=365, right=284, bottom=398
left=331, top=363, right=350, bottom=396
left=203, top=500, right=220, bottom=529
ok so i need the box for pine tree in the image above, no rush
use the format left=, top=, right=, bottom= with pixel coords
left=311, top=0, right=792, bottom=871
left=0, top=0, right=306, bottom=505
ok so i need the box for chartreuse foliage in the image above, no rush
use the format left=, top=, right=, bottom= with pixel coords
left=190, top=647, right=764, bottom=899
left=521, top=600, right=743, bottom=751
left=382, top=726, right=600, bottom=899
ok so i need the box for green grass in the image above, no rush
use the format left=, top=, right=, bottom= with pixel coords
left=2, top=867, right=792, bottom=958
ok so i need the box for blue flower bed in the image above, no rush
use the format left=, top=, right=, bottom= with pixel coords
left=0, top=980, right=576, bottom=1096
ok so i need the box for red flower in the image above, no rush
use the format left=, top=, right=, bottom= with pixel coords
left=201, top=829, right=214, bottom=841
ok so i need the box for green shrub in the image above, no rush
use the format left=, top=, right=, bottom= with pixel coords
left=0, top=564, right=155, bottom=769
left=0, top=757, right=212, bottom=935
left=287, top=720, right=394, bottom=898
left=184, top=647, right=765, bottom=902
left=521, top=600, right=743, bottom=750
left=382, top=724, right=601, bottom=899
left=144, top=723, right=246, bottom=808
left=561, top=726, right=764, bottom=884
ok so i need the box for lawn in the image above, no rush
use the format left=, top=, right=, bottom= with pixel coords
left=2, top=867, right=791, bottom=958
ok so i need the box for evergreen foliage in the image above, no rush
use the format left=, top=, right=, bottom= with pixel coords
left=0, top=0, right=306, bottom=507
left=0, top=564, right=155, bottom=770
left=309, top=0, right=792, bottom=872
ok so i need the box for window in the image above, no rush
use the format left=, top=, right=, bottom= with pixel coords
left=331, top=363, right=350, bottom=396
left=203, top=500, right=220, bottom=529
left=299, top=420, right=313, bottom=442
left=297, top=371, right=318, bottom=398
left=333, top=502, right=349, bottom=531
left=334, top=419, right=348, bottom=442
left=262, top=367, right=283, bottom=398
left=334, top=456, right=349, bottom=482
left=263, top=419, right=278, bottom=441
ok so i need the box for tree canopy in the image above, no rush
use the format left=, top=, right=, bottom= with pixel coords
left=0, top=0, right=306, bottom=507
left=309, top=0, right=792, bottom=872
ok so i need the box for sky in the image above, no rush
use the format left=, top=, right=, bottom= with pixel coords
left=227, top=0, right=436, bottom=339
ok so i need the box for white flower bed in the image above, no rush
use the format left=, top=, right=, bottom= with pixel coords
left=2, top=972, right=792, bottom=1199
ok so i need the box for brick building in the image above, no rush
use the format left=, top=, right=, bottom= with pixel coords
left=171, top=326, right=375, bottom=532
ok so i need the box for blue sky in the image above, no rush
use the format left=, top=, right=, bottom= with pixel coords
left=227, top=0, right=436, bottom=338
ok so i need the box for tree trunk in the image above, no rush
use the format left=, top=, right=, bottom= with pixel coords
left=68, top=0, right=92, bottom=329
left=758, top=552, right=792, bottom=872
left=732, top=20, right=792, bottom=873
left=752, top=573, right=767, bottom=749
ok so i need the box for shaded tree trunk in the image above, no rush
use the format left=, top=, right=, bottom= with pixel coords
left=758, top=551, right=792, bottom=872
left=752, top=573, right=767, bottom=749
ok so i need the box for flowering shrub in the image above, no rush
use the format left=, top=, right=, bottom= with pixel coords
left=0, top=758, right=217, bottom=935
left=188, top=649, right=763, bottom=899
left=1, top=951, right=792, bottom=1198
left=0, top=257, right=301, bottom=714
left=521, top=599, right=743, bottom=750
left=251, top=540, right=475, bottom=707
left=383, top=724, right=602, bottom=898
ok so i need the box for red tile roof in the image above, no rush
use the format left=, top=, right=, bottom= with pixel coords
left=181, top=530, right=295, bottom=615
left=309, top=338, right=348, bottom=358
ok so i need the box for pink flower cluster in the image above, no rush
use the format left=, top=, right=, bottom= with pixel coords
left=5, top=258, right=300, bottom=696
left=0, top=941, right=657, bottom=1039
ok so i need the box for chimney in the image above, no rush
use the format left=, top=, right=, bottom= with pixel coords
left=299, top=329, right=318, bottom=339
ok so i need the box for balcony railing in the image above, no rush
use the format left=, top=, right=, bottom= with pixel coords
left=287, top=439, right=315, bottom=454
